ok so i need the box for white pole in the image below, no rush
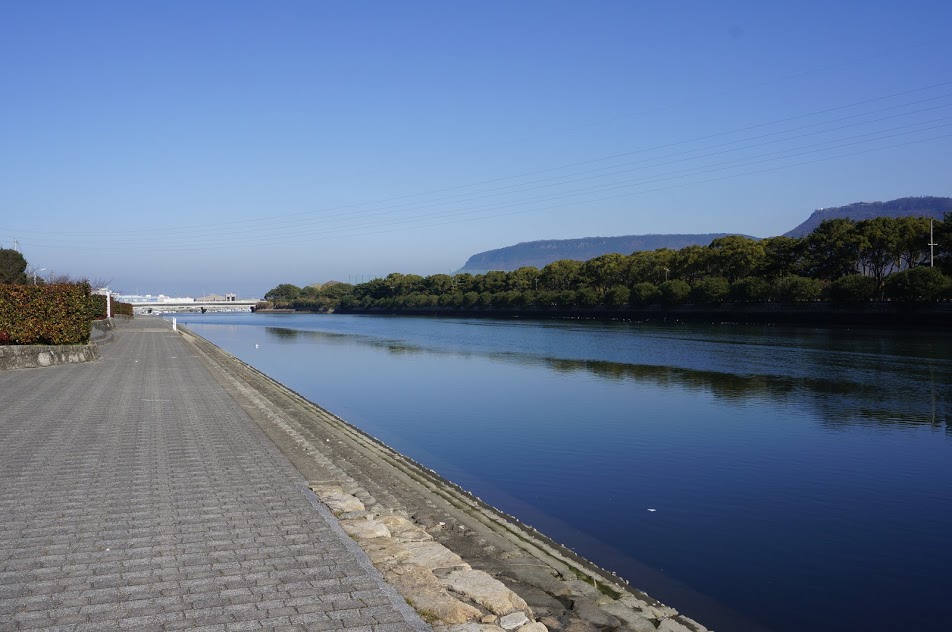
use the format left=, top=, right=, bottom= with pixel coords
left=172, top=317, right=177, bottom=332
left=106, top=290, right=112, bottom=318
left=929, top=219, right=937, bottom=267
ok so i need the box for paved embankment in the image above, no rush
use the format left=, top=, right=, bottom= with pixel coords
left=0, top=318, right=429, bottom=632
left=175, top=325, right=718, bottom=632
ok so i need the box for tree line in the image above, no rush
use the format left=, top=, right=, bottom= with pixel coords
left=264, top=215, right=952, bottom=311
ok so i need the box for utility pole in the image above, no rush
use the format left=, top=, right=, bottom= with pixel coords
left=929, top=219, right=937, bottom=267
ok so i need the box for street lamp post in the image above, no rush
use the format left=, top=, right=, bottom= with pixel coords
left=34, top=268, right=47, bottom=285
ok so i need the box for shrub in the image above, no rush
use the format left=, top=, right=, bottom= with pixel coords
left=883, top=267, right=952, bottom=302
left=631, top=282, right=660, bottom=306
left=113, top=300, right=133, bottom=316
left=493, top=290, right=522, bottom=307
left=0, top=283, right=93, bottom=345
left=533, top=290, right=558, bottom=306
left=730, top=277, right=772, bottom=302
left=659, top=280, right=691, bottom=306
left=605, top=285, right=630, bottom=306
left=830, top=275, right=878, bottom=304
left=576, top=287, right=600, bottom=306
left=690, top=276, right=730, bottom=304
left=774, top=275, right=824, bottom=303
left=89, top=294, right=134, bottom=318
left=439, top=292, right=463, bottom=307
left=338, top=295, right=359, bottom=310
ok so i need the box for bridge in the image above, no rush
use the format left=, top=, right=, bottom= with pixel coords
left=126, top=299, right=261, bottom=315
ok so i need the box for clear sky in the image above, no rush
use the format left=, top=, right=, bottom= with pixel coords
left=2, top=1, right=951, bottom=297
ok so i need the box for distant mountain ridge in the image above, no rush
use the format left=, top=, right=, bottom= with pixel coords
left=457, top=196, right=952, bottom=272
left=782, top=196, right=952, bottom=237
left=458, top=234, right=750, bottom=273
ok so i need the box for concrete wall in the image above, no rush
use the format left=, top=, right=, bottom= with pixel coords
left=0, top=319, right=112, bottom=370
left=0, top=343, right=101, bottom=370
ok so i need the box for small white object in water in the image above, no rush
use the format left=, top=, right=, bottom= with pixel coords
left=254, top=343, right=259, bottom=348
left=647, top=508, right=657, bottom=512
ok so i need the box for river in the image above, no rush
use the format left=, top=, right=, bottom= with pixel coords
left=173, top=312, right=952, bottom=632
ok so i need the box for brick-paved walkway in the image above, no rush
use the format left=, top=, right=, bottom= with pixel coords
left=0, top=318, right=430, bottom=632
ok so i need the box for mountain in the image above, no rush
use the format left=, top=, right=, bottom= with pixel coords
left=457, top=196, right=952, bottom=272
left=783, top=196, right=952, bottom=238
left=458, top=234, right=750, bottom=273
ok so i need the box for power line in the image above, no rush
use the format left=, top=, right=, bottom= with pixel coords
left=18, top=128, right=951, bottom=252
left=6, top=81, right=951, bottom=241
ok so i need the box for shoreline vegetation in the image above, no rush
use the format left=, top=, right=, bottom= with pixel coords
left=262, top=216, right=952, bottom=327
left=256, top=302, right=952, bottom=327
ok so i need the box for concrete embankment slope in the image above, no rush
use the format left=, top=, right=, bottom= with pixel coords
left=177, top=323, right=730, bottom=632
left=0, top=317, right=428, bottom=631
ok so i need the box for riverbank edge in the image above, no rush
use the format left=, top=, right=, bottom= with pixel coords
left=176, top=323, right=716, bottom=632
left=260, top=302, right=952, bottom=327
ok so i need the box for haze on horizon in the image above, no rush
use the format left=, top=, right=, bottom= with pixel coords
left=2, top=1, right=951, bottom=298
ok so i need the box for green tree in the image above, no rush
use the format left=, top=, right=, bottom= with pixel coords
left=760, top=236, right=805, bottom=279
left=690, top=276, right=730, bottom=304
left=774, top=275, right=824, bottom=302
left=556, top=290, right=577, bottom=306
left=298, top=285, right=320, bottom=299
left=478, top=271, right=507, bottom=294
left=425, top=274, right=454, bottom=295
left=672, top=245, right=711, bottom=282
left=935, top=213, right=952, bottom=274
left=626, top=249, right=675, bottom=285
left=396, top=273, right=425, bottom=295
left=338, top=294, right=360, bottom=310
left=883, top=267, right=952, bottom=302
left=830, top=275, right=878, bottom=304
left=320, top=281, right=355, bottom=299
left=264, top=283, right=302, bottom=303
left=804, top=219, right=863, bottom=281
left=534, top=290, right=559, bottom=306
left=659, top=280, right=691, bottom=306
left=729, top=277, right=772, bottom=302
left=439, top=292, right=464, bottom=307
left=575, top=286, right=600, bottom=306
left=506, top=267, right=541, bottom=292
left=0, top=248, right=28, bottom=284
left=539, top=260, right=582, bottom=291
left=486, top=291, right=511, bottom=307
left=580, top=253, right=627, bottom=296
left=708, top=236, right=765, bottom=282
left=856, top=217, right=898, bottom=290
left=604, top=285, right=630, bottom=306
left=631, top=282, right=660, bottom=306
left=893, top=216, right=932, bottom=269
left=452, top=273, right=478, bottom=293
left=354, top=277, right=390, bottom=300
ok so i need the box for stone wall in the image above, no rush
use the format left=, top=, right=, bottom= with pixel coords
left=0, top=318, right=110, bottom=369
left=0, top=343, right=101, bottom=370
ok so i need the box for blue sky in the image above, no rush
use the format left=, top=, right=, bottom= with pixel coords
left=2, top=1, right=951, bottom=297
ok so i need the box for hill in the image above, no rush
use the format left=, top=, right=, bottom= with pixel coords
left=457, top=196, right=952, bottom=272
left=783, top=196, right=952, bottom=238
left=458, top=234, right=749, bottom=273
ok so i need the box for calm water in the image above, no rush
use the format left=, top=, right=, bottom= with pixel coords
left=173, top=313, right=952, bottom=632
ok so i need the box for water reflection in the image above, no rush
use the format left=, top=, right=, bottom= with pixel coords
left=263, top=325, right=951, bottom=431
left=267, top=327, right=302, bottom=339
